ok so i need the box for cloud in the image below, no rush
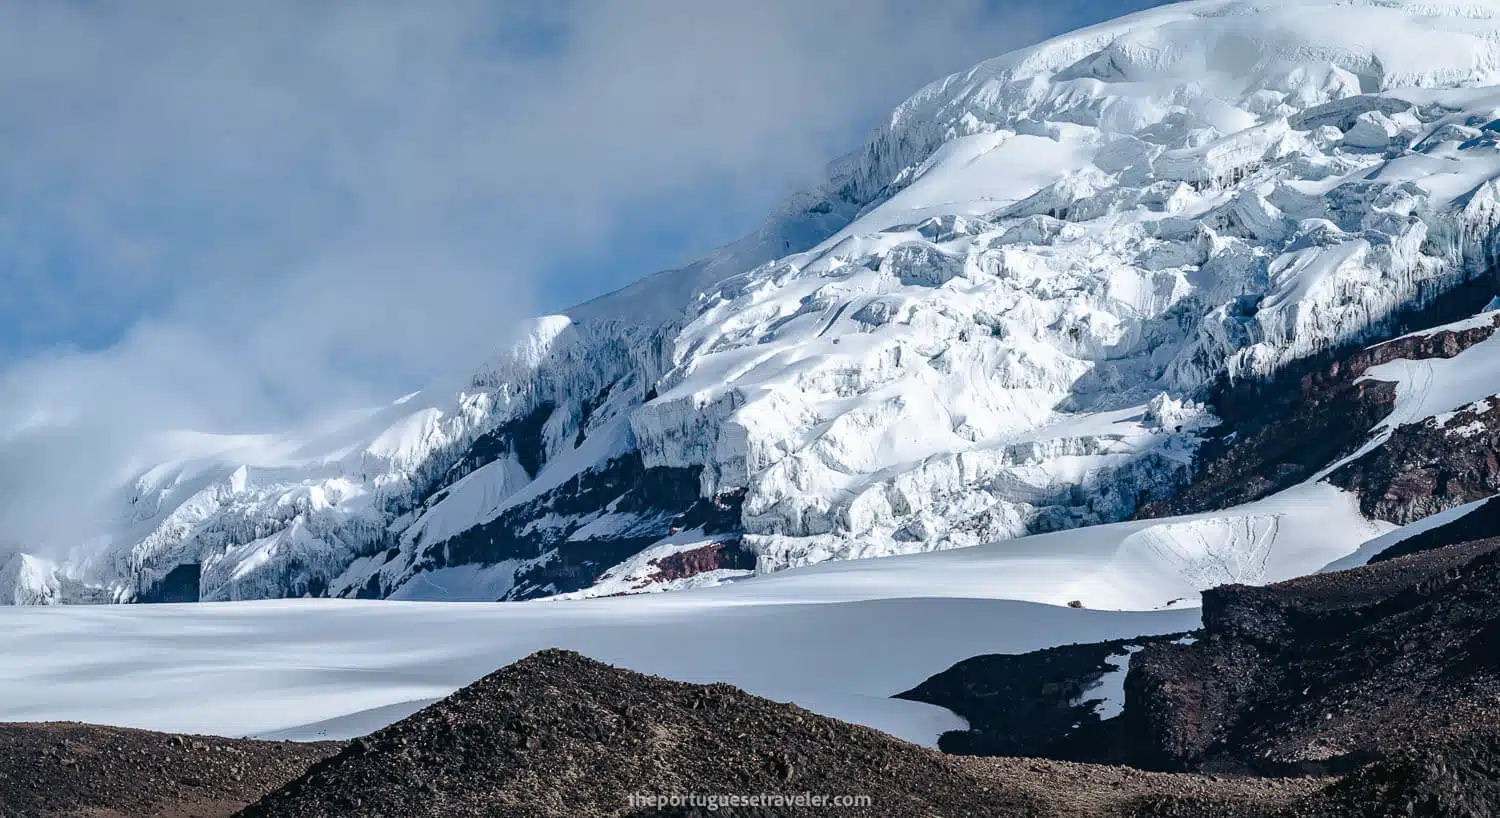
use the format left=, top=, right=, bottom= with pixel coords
left=0, top=0, right=1152, bottom=553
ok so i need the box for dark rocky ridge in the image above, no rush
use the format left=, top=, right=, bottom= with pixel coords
left=345, top=452, right=747, bottom=601
left=236, top=650, right=1316, bottom=818
left=421, top=401, right=558, bottom=507
left=0, top=722, right=339, bottom=818
left=1367, top=494, right=1500, bottom=563
left=1301, top=728, right=1500, bottom=817
left=1135, top=728, right=1500, bottom=817
left=896, top=634, right=1190, bottom=762
left=1127, top=538, right=1500, bottom=775
left=903, top=534, right=1500, bottom=783
left=1327, top=394, right=1500, bottom=525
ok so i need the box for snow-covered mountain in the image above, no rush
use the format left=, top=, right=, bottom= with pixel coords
left=15, top=0, right=1500, bottom=605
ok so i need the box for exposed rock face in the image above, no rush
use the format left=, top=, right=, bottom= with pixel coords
left=905, top=534, right=1500, bottom=778
left=1304, top=729, right=1500, bottom=818
left=1327, top=398, right=1500, bottom=525
left=1130, top=536, right=1500, bottom=773
left=645, top=540, right=756, bottom=584
left=1133, top=728, right=1500, bottom=817
left=1139, top=281, right=1500, bottom=520
left=1141, top=539, right=1500, bottom=773
left=1367, top=495, right=1500, bottom=564
left=347, top=452, right=745, bottom=601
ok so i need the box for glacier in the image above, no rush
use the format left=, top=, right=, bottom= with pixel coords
left=16, top=0, right=1500, bottom=604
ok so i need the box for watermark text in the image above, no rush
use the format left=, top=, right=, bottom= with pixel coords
left=627, top=792, right=873, bottom=811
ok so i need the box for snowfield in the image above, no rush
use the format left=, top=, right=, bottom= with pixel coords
left=0, top=582, right=1200, bottom=748
left=0, top=476, right=1386, bottom=746
left=0, top=576, right=1189, bottom=748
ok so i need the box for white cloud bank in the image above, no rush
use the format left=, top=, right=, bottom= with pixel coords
left=0, top=0, right=1163, bottom=554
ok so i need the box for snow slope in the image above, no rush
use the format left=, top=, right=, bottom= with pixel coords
left=0, top=596, right=1190, bottom=748
left=0, top=546, right=1204, bottom=747
left=17, top=0, right=1500, bottom=603
left=630, top=481, right=1385, bottom=613
left=0, top=470, right=1389, bottom=747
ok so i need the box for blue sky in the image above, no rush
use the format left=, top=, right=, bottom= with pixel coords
left=0, top=0, right=1168, bottom=549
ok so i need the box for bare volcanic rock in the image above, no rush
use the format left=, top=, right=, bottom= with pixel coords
left=236, top=649, right=1315, bottom=818
left=1137, top=728, right=1500, bottom=817
left=1138, top=281, right=1500, bottom=522
left=1368, top=495, right=1500, bottom=564
left=894, top=634, right=1191, bottom=762
left=0, top=722, right=339, bottom=818
left=1303, top=728, right=1500, bottom=817
left=235, top=648, right=1038, bottom=817
left=904, top=532, right=1500, bottom=788
left=1127, top=536, right=1500, bottom=775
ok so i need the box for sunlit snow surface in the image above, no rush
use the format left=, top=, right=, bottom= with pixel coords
left=0, top=590, right=1184, bottom=748
left=0, top=479, right=1383, bottom=746
left=0, top=591, right=1195, bottom=748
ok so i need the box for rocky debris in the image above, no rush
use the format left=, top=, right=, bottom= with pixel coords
left=1137, top=727, right=1500, bottom=817
left=1301, top=728, right=1500, bottom=817
left=0, top=722, right=338, bottom=818
left=237, top=649, right=1316, bottom=818
left=1328, top=398, right=1500, bottom=524
left=1128, top=537, right=1500, bottom=775
left=237, top=648, right=1036, bottom=817
left=1138, top=280, right=1500, bottom=520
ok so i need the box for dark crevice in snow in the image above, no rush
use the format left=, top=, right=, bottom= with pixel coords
left=436, top=403, right=556, bottom=504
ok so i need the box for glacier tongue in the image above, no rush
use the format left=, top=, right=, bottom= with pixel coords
left=25, top=0, right=1500, bottom=603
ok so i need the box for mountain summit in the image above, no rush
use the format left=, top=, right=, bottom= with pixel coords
left=16, top=0, right=1500, bottom=604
